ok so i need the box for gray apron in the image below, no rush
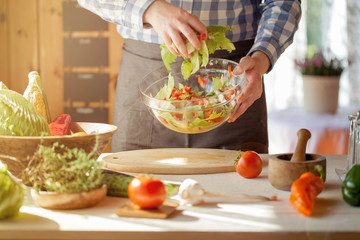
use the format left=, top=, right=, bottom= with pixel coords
left=112, top=39, right=268, bottom=153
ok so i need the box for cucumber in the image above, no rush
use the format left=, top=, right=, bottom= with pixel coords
left=101, top=170, right=178, bottom=198
left=102, top=169, right=133, bottom=197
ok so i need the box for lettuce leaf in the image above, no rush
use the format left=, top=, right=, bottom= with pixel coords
left=0, top=81, right=8, bottom=90
left=190, top=110, right=223, bottom=128
left=160, top=44, right=177, bottom=70
left=212, top=77, right=223, bottom=91
left=199, top=39, right=209, bottom=68
left=158, top=112, right=188, bottom=129
left=154, top=73, right=175, bottom=100
left=207, top=25, right=235, bottom=53
left=190, top=51, right=200, bottom=75
left=0, top=89, right=51, bottom=136
left=156, top=103, right=229, bottom=133
left=0, top=164, right=25, bottom=219
left=160, top=25, right=235, bottom=80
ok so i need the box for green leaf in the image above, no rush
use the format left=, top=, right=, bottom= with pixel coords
left=160, top=43, right=177, bottom=70
left=186, top=41, right=196, bottom=55
left=199, top=39, right=209, bottom=67
left=21, top=136, right=104, bottom=193
left=190, top=51, right=200, bottom=75
left=0, top=81, right=8, bottom=90
left=206, top=39, right=218, bottom=54
left=207, top=25, right=235, bottom=52
left=160, top=24, right=235, bottom=80
left=0, top=164, right=25, bottom=219
left=0, top=89, right=51, bottom=136
left=158, top=111, right=188, bottom=129
left=212, top=77, right=223, bottom=91
left=154, top=73, right=175, bottom=100
left=181, top=60, right=193, bottom=81
left=206, top=109, right=223, bottom=120
left=205, top=91, right=216, bottom=97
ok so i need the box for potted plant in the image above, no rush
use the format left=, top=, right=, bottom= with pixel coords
left=295, top=47, right=345, bottom=114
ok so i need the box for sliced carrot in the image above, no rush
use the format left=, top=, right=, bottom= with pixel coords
left=228, top=65, right=232, bottom=79
left=198, top=76, right=208, bottom=86
left=224, top=89, right=235, bottom=100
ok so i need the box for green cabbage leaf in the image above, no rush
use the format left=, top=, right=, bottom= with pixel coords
left=0, top=89, right=51, bottom=136
left=0, top=81, right=8, bottom=90
left=0, top=164, right=25, bottom=219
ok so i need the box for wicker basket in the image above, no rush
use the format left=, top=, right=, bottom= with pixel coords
left=0, top=122, right=117, bottom=178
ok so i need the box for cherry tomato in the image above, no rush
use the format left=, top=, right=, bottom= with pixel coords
left=128, top=175, right=167, bottom=209
left=235, top=151, right=263, bottom=178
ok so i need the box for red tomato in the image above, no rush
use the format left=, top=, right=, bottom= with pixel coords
left=235, top=151, right=263, bottom=178
left=128, top=175, right=167, bottom=209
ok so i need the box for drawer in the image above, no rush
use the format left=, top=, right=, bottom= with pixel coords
left=64, top=107, right=108, bottom=123
left=63, top=37, right=108, bottom=67
left=64, top=72, right=108, bottom=102
left=62, top=1, right=108, bottom=32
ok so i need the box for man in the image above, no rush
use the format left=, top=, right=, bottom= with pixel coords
left=78, top=0, right=302, bottom=153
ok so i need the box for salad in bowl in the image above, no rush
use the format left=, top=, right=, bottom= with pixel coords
left=139, top=58, right=246, bottom=134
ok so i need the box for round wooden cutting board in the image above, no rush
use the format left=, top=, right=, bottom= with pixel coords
left=101, top=148, right=238, bottom=174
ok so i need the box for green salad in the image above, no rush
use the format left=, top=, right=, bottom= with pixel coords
left=160, top=25, right=235, bottom=80
left=153, top=25, right=239, bottom=133
left=151, top=70, right=239, bottom=134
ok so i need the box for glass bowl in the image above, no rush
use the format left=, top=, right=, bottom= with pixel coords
left=139, top=58, right=246, bottom=134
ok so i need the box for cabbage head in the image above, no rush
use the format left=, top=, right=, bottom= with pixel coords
left=0, top=89, right=51, bottom=136
left=0, top=164, right=25, bottom=219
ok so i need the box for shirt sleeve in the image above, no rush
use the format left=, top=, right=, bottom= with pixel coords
left=77, top=0, right=155, bottom=31
left=248, top=0, right=302, bottom=72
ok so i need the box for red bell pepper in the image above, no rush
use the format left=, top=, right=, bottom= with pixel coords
left=49, top=114, right=71, bottom=136
left=197, top=33, right=207, bottom=40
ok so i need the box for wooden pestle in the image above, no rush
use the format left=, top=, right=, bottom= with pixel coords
left=290, top=129, right=311, bottom=162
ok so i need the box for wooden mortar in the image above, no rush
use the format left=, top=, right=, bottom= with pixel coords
left=268, top=129, right=327, bottom=191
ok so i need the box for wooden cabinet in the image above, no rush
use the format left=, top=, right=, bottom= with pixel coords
left=0, top=0, right=123, bottom=124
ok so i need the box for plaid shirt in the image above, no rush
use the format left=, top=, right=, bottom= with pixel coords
left=78, top=0, right=301, bottom=68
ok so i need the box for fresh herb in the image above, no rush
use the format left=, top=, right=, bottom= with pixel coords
left=21, top=136, right=104, bottom=193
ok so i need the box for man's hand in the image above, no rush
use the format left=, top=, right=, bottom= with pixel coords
left=228, top=51, right=271, bottom=122
left=143, top=0, right=207, bottom=58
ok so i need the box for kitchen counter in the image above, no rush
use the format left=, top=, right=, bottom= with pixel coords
left=268, top=106, right=358, bottom=155
left=1, top=154, right=360, bottom=240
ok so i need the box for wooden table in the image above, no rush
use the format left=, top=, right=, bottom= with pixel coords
left=1, top=154, right=360, bottom=240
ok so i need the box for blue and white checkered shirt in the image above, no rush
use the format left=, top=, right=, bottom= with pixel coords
left=78, top=0, right=301, bottom=68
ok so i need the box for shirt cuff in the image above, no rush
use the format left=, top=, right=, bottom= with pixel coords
left=123, top=0, right=156, bottom=31
left=248, top=39, right=279, bottom=73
